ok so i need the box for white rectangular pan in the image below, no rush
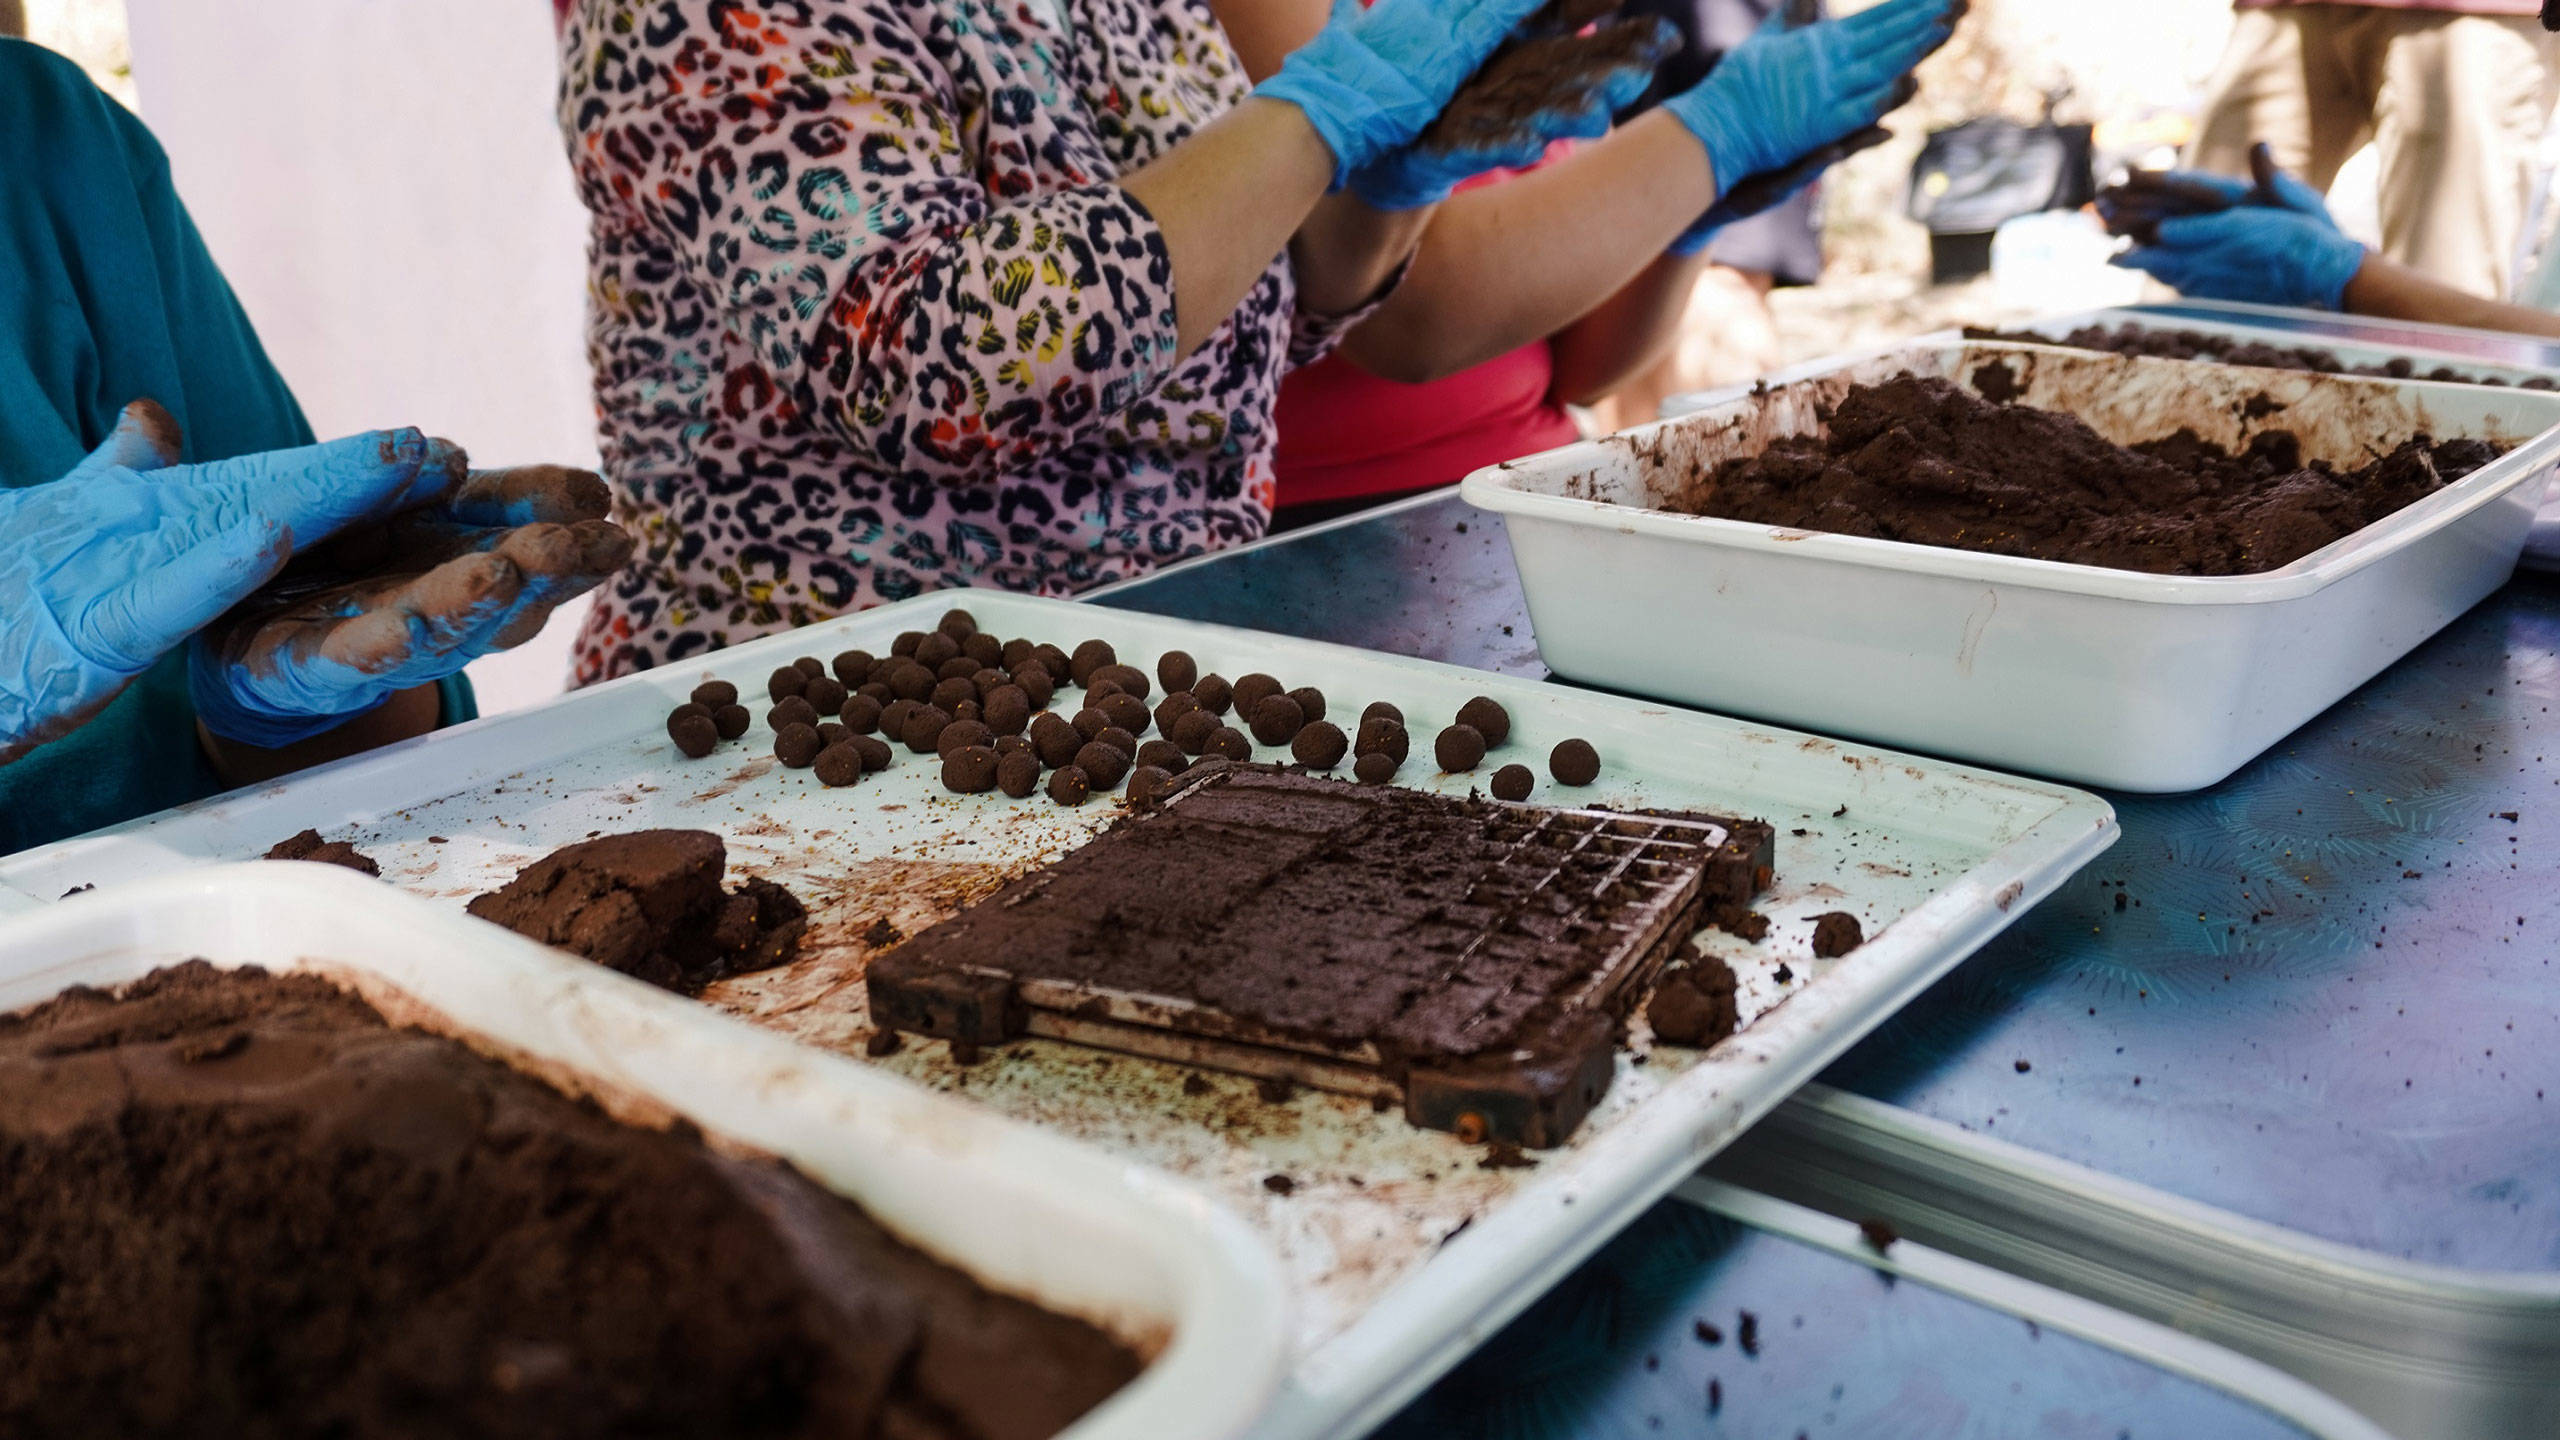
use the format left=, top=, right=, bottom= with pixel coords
left=0, top=592, right=2114, bottom=1440
left=1471, top=340, right=2560, bottom=792
left=0, top=863, right=1287, bottom=1440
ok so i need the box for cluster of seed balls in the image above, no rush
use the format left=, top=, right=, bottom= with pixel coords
left=664, top=608, right=1605, bottom=805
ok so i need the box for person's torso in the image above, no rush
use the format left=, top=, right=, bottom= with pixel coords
left=1272, top=343, right=1580, bottom=508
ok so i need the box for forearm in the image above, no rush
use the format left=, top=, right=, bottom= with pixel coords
left=197, top=681, right=442, bottom=787
left=1546, top=251, right=1710, bottom=405
left=1120, top=99, right=1341, bottom=355
left=1336, top=113, right=1717, bottom=383
left=2342, top=253, right=2560, bottom=342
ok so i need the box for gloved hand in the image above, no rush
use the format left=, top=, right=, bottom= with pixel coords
left=189, top=462, right=633, bottom=748
left=0, top=401, right=460, bottom=764
left=1349, top=13, right=1676, bottom=210
left=1663, top=0, right=1956, bottom=230
left=1670, top=121, right=1888, bottom=256
left=1257, top=0, right=1557, bottom=184
left=2109, top=158, right=2366, bottom=310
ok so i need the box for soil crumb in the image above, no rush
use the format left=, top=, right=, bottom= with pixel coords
left=264, top=828, right=381, bottom=876
left=465, top=829, right=806, bottom=995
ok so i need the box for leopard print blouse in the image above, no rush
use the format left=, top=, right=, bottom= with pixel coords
left=556, top=0, right=1376, bottom=679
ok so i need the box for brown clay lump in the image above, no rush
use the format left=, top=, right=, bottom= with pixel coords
left=1648, top=955, right=1739, bottom=1048
left=1550, top=738, right=1601, bottom=786
left=465, top=830, right=806, bottom=995
left=1810, top=911, right=1865, bottom=958
left=264, top=829, right=380, bottom=877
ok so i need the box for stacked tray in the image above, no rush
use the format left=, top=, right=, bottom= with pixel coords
left=0, top=863, right=1288, bottom=1440
left=0, top=591, right=2113, bottom=1439
left=1463, top=339, right=2560, bottom=791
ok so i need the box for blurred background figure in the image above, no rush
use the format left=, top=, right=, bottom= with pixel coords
left=2184, top=0, right=2560, bottom=299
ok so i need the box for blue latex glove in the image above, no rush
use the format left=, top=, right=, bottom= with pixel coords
left=2110, top=165, right=2366, bottom=310
left=1349, top=16, right=1676, bottom=210
left=1663, top=0, right=1954, bottom=235
left=189, top=462, right=632, bottom=748
left=0, top=401, right=459, bottom=764
left=1257, top=0, right=1557, bottom=185
left=1670, top=120, right=1888, bottom=256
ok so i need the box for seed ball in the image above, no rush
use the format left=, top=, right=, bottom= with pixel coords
left=937, top=719, right=995, bottom=759
left=1125, top=765, right=1175, bottom=810
left=1155, top=691, right=1200, bottom=734
left=831, top=650, right=875, bottom=686
left=814, top=743, right=864, bottom=788
left=1001, top=638, right=1036, bottom=670
left=942, top=744, right=1000, bottom=794
left=1205, top=726, right=1252, bottom=762
left=1099, top=692, right=1151, bottom=735
left=993, top=733, right=1033, bottom=757
left=879, top=698, right=920, bottom=738
left=670, top=700, right=714, bottom=725
left=817, top=721, right=851, bottom=749
left=927, top=677, right=973, bottom=714
left=774, top=722, right=823, bottom=768
left=1075, top=741, right=1131, bottom=788
left=915, top=631, right=961, bottom=669
left=997, top=748, right=1043, bottom=798
left=900, top=705, right=953, bottom=754
left=712, top=704, right=752, bottom=740
left=1012, top=666, right=1055, bottom=709
left=1031, top=712, right=1082, bottom=767
left=1549, top=738, right=1601, bottom=786
left=1249, top=694, right=1306, bottom=746
left=1455, top=696, right=1512, bottom=747
left=767, top=665, right=808, bottom=702
left=1355, top=716, right=1410, bottom=765
left=1490, top=764, right=1534, bottom=801
left=1232, top=673, right=1284, bottom=716
left=1158, top=650, right=1198, bottom=694
left=1171, top=708, right=1222, bottom=754
left=769, top=695, right=820, bottom=731
left=691, top=679, right=739, bottom=709
left=1092, top=725, right=1138, bottom=759
left=1435, top=724, right=1487, bottom=773
left=884, top=660, right=936, bottom=703
left=1292, top=721, right=1349, bottom=769
left=856, top=681, right=894, bottom=705
left=971, top=667, right=1010, bottom=700
left=936, top=656, right=982, bottom=682
left=962, top=631, right=1004, bottom=669
left=1066, top=707, right=1107, bottom=742
left=802, top=676, right=848, bottom=715
left=1192, top=674, right=1234, bottom=715
left=841, top=694, right=884, bottom=733
left=1354, top=750, right=1399, bottom=785
left=891, top=630, right=926, bottom=657
left=950, top=699, right=982, bottom=725
left=1086, top=674, right=1128, bottom=702
left=668, top=712, right=719, bottom=758
left=1032, top=643, right=1073, bottom=681
left=937, top=606, right=978, bottom=640
left=1047, top=765, right=1091, bottom=806
left=1286, top=686, right=1326, bottom=724
left=1069, top=638, right=1117, bottom=686
left=1135, top=739, right=1188, bottom=773
left=793, top=656, right=826, bottom=679
left=983, top=685, right=1032, bottom=735
left=1361, top=700, right=1404, bottom=729
left=1091, top=663, right=1150, bottom=702
left=852, top=734, right=895, bottom=773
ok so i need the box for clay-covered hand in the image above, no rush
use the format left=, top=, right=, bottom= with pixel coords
left=1669, top=120, right=1889, bottom=255
left=0, top=401, right=460, bottom=765
left=1257, top=0, right=1559, bottom=184
left=1664, top=0, right=1956, bottom=210
left=188, top=461, right=634, bottom=748
left=2110, top=158, right=2365, bottom=310
left=1349, top=14, right=1676, bottom=210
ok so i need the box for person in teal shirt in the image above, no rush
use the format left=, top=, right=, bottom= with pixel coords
left=0, top=40, right=629, bottom=855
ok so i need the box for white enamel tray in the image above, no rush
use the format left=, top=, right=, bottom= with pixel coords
left=0, top=592, right=2114, bottom=1438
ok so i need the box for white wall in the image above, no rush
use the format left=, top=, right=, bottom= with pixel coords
left=126, top=0, right=597, bottom=711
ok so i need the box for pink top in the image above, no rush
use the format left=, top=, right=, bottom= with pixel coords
left=1272, top=343, right=1580, bottom=507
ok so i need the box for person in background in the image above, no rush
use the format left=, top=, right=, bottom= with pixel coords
left=0, top=40, right=627, bottom=854
left=2184, top=0, right=2560, bottom=300
left=557, top=0, right=1956, bottom=675
left=2114, top=149, right=2560, bottom=340
left=1209, top=0, right=1923, bottom=530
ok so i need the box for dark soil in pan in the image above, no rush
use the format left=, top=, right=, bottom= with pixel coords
left=0, top=962, right=1137, bottom=1440
left=1968, top=322, right=2560, bottom=390
left=1670, top=373, right=2505, bottom=576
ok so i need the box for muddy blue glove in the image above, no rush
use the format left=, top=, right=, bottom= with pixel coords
left=0, top=401, right=458, bottom=764
left=189, top=463, right=633, bottom=748
left=1258, top=0, right=1555, bottom=184
left=1664, top=0, right=1954, bottom=232
left=1350, top=16, right=1675, bottom=210
left=2110, top=165, right=2366, bottom=310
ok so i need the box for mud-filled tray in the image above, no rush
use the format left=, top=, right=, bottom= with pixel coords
left=0, top=863, right=1286, bottom=1440
left=0, top=592, right=2112, bottom=1438
left=1474, top=339, right=2560, bottom=791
